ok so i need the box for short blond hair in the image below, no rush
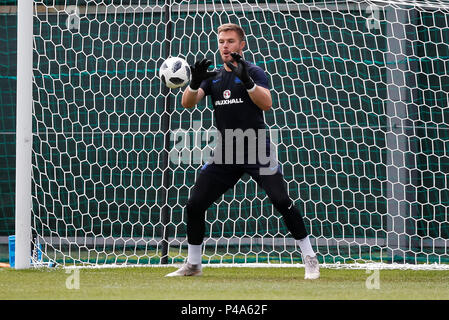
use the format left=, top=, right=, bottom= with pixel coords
left=217, top=23, right=245, bottom=42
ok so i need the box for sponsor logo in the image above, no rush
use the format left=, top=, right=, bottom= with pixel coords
left=223, top=90, right=231, bottom=99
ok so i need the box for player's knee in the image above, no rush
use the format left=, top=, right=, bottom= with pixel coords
left=186, top=198, right=197, bottom=217
left=278, top=203, right=308, bottom=240
left=186, top=196, right=205, bottom=219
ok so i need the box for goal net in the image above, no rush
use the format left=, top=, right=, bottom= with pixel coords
left=19, top=0, right=449, bottom=267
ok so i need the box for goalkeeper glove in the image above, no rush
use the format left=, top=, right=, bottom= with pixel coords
left=189, top=58, right=218, bottom=90
left=225, top=52, right=255, bottom=90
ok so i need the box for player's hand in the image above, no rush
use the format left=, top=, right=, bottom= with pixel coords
left=225, top=52, right=255, bottom=90
left=189, top=58, right=218, bottom=90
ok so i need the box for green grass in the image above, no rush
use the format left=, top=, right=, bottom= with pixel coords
left=0, top=266, right=448, bottom=300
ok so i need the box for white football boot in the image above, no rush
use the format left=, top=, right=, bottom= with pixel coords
left=165, top=262, right=203, bottom=277
left=303, top=255, right=320, bottom=280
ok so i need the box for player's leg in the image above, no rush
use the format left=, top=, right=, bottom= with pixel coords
left=185, top=164, right=244, bottom=245
left=166, top=164, right=243, bottom=277
left=247, top=166, right=320, bottom=279
left=248, top=167, right=308, bottom=239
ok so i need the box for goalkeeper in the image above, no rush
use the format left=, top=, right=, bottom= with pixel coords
left=166, top=23, right=319, bottom=280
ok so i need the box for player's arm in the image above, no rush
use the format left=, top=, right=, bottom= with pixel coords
left=181, top=59, right=217, bottom=109
left=181, top=87, right=205, bottom=109
left=226, top=52, right=272, bottom=111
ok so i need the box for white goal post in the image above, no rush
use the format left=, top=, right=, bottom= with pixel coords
left=13, top=0, right=449, bottom=269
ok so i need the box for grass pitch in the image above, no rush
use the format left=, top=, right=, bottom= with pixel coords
left=0, top=266, right=448, bottom=300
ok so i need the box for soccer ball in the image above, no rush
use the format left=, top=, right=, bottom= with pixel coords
left=159, top=57, right=190, bottom=89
